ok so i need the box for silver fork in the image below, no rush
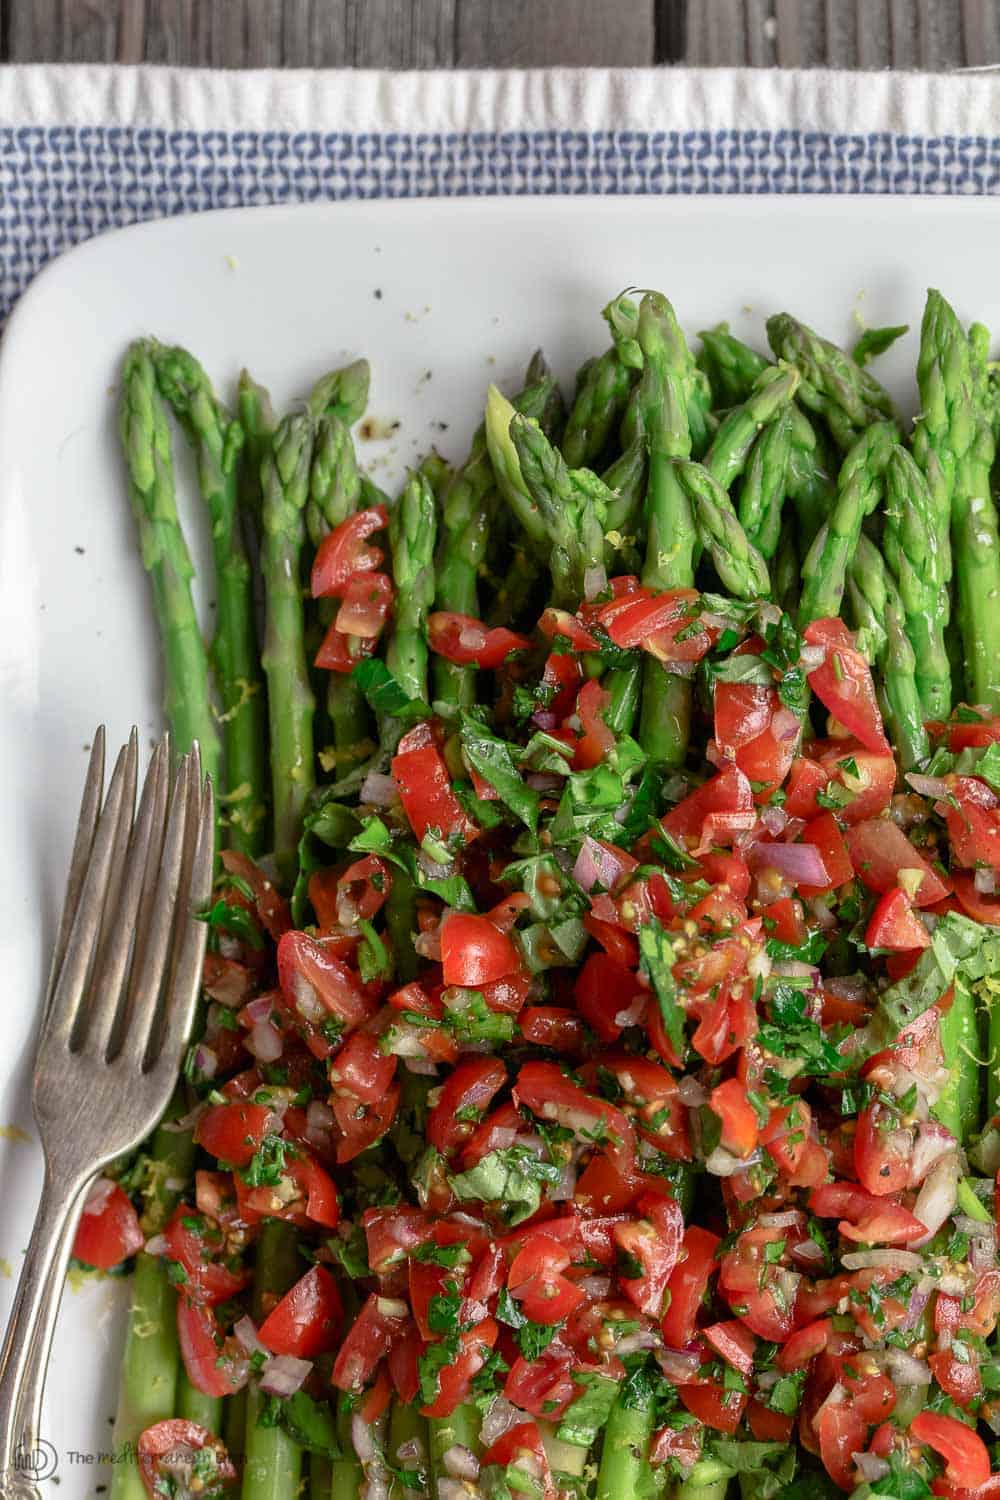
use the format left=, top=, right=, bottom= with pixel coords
left=0, top=728, right=214, bottom=1497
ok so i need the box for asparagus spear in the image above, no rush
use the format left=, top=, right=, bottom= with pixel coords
left=953, top=321, right=1000, bottom=709
left=119, top=340, right=222, bottom=787
left=882, top=444, right=951, bottom=719
left=307, top=358, right=371, bottom=426
left=697, top=324, right=769, bottom=405
left=433, top=426, right=493, bottom=709
left=242, top=1222, right=303, bottom=1500
left=702, top=361, right=800, bottom=492
left=738, top=404, right=793, bottom=559
left=845, top=535, right=929, bottom=769
left=260, top=413, right=317, bottom=880
left=772, top=529, right=800, bottom=617
left=387, top=473, right=438, bottom=704
left=785, top=404, right=835, bottom=549
left=595, top=1381, right=654, bottom=1500
left=109, top=1099, right=197, bottom=1500
left=561, top=346, right=635, bottom=469
left=676, top=460, right=771, bottom=602
left=237, top=370, right=276, bottom=526
left=306, top=410, right=373, bottom=771
left=508, top=414, right=609, bottom=608
left=152, top=343, right=268, bottom=852
left=766, top=311, right=896, bottom=452
left=797, top=420, right=897, bottom=627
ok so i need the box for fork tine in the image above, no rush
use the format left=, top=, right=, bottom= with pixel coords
left=84, top=738, right=169, bottom=1063
left=119, top=749, right=196, bottom=1072
left=151, top=768, right=215, bottom=1078
left=125, top=732, right=171, bottom=1016
left=42, top=735, right=138, bottom=1054
left=43, top=727, right=106, bottom=1014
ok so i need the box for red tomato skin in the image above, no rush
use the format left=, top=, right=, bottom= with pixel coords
left=391, top=743, right=477, bottom=847
left=803, top=619, right=890, bottom=753
left=574, top=679, right=615, bottom=769
left=709, top=1078, right=759, bottom=1156
left=420, top=1319, right=499, bottom=1419
left=864, top=888, right=931, bottom=952
left=427, top=1056, right=508, bottom=1156
left=257, top=1265, right=343, bottom=1358
left=574, top=951, right=645, bottom=1043
left=679, top=1383, right=747, bottom=1435
left=614, top=1196, right=684, bottom=1317
left=428, top=612, right=531, bottom=668
left=944, top=776, right=1000, bottom=868
left=952, top=871, right=1000, bottom=925
left=519, top=1006, right=587, bottom=1052
left=162, top=1207, right=249, bottom=1306
left=513, top=1061, right=636, bottom=1174
left=747, top=1402, right=794, bottom=1443
left=911, top=1412, right=991, bottom=1489
left=331, top=1293, right=411, bottom=1393
left=195, top=1102, right=273, bottom=1168
left=310, top=507, right=388, bottom=597
left=845, top=820, right=949, bottom=906
left=799, top=812, right=854, bottom=893
left=277, top=930, right=375, bottom=1033
left=137, top=1421, right=236, bottom=1500
left=817, top=1399, right=867, bottom=1491
left=177, top=1302, right=247, bottom=1399
left=660, top=1225, right=721, bottom=1347
left=440, top=912, right=520, bottom=987
left=704, top=1319, right=756, bottom=1378
left=72, top=1181, right=145, bottom=1271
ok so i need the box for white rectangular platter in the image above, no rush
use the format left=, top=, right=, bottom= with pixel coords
left=2, top=194, right=1000, bottom=1496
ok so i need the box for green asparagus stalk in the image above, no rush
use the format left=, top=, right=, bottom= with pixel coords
left=797, top=420, right=897, bottom=627
left=508, top=414, right=609, bottom=608
left=119, top=341, right=222, bottom=788
left=953, top=322, right=1000, bottom=709
left=772, top=529, right=800, bottom=618
left=433, top=427, right=493, bottom=709
left=697, top=324, right=769, bottom=406
left=109, top=1097, right=198, bottom=1500
left=739, top=405, right=793, bottom=559
left=935, top=976, right=982, bottom=1145
left=242, top=1221, right=303, bottom=1500
left=561, top=346, right=635, bottom=469
left=766, top=311, right=896, bottom=452
left=307, top=358, right=371, bottom=426
left=306, top=410, right=373, bottom=773
left=152, top=343, right=268, bottom=852
left=260, top=414, right=317, bottom=880
left=675, top=460, right=771, bottom=602
left=786, top=405, right=836, bottom=549
left=330, top=1392, right=363, bottom=1500
left=387, top=1401, right=429, bottom=1499
left=387, top=473, right=438, bottom=704
left=702, top=361, right=800, bottom=492
left=882, top=445, right=951, bottom=719
left=845, top=536, right=929, bottom=769
left=595, top=1383, right=654, bottom=1500
left=237, top=370, right=276, bottom=526
left=178, top=1378, right=223, bottom=1435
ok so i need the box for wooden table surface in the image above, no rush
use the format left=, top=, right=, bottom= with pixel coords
left=2, top=0, right=998, bottom=69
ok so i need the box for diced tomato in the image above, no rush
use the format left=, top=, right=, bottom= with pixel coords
left=362, top=1206, right=431, bottom=1272
left=650, top=1422, right=704, bottom=1469
left=803, top=619, right=890, bottom=753
left=330, top=1029, right=397, bottom=1107
left=440, top=912, right=521, bottom=987
left=331, top=1293, right=411, bottom=1393
left=332, top=856, right=393, bottom=927
left=508, top=1235, right=586, bottom=1323
left=481, top=1423, right=555, bottom=1500
left=235, top=1150, right=340, bottom=1231
left=538, top=607, right=599, bottom=652
left=678, top=1383, right=747, bottom=1435
left=952, top=871, right=1000, bottom=926
left=335, top=571, right=394, bottom=639
left=600, top=588, right=702, bottom=652
left=929, top=1350, right=982, bottom=1409
left=799, top=812, right=854, bottom=894
left=694, top=851, right=751, bottom=901
left=331, top=1084, right=400, bottom=1163
left=137, top=1421, right=236, bottom=1500
left=785, top=757, right=830, bottom=819
left=315, top=619, right=378, bottom=672
left=661, top=765, right=755, bottom=851
left=520, top=1006, right=587, bottom=1052
left=258, top=1265, right=343, bottom=1358
left=428, top=612, right=531, bottom=668
left=853, top=1101, right=915, bottom=1196
left=574, top=951, right=645, bottom=1044
left=71, top=1179, right=144, bottom=1271
left=864, top=888, right=930, bottom=952
left=421, top=1319, right=499, bottom=1418
left=816, top=743, right=897, bottom=824
left=391, top=743, right=477, bottom=848
left=311, top=506, right=388, bottom=597
left=277, top=930, right=375, bottom=1035
left=911, top=1412, right=991, bottom=1490
left=503, top=1346, right=576, bottom=1420
left=809, top=1181, right=926, bottom=1244
left=944, top=776, right=1000, bottom=869
left=599, top=1054, right=691, bottom=1162
left=574, top=679, right=616, bottom=769
left=714, top=680, right=773, bottom=754
left=778, top=1317, right=831, bottom=1370
left=541, top=652, right=583, bottom=720
left=762, top=895, right=807, bottom=947
left=162, top=1207, right=248, bottom=1306
left=387, top=1324, right=423, bottom=1405
left=513, top=1061, right=636, bottom=1174
left=709, top=1078, right=759, bottom=1157
left=358, top=1367, right=393, bottom=1425
left=583, top=911, right=640, bottom=966
left=177, top=1302, right=247, bottom=1398
left=614, top=1196, right=684, bottom=1317
left=195, top=1102, right=274, bottom=1168
left=660, top=1225, right=720, bottom=1347
left=427, top=1056, right=508, bottom=1156
left=747, top=1402, right=794, bottom=1443
left=817, top=1398, right=867, bottom=1491
left=704, top=1319, right=756, bottom=1378
left=846, top=820, right=949, bottom=906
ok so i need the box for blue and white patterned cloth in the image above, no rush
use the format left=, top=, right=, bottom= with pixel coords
left=2, top=63, right=1000, bottom=321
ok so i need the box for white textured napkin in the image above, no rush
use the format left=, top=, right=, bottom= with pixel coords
left=2, top=64, right=1000, bottom=320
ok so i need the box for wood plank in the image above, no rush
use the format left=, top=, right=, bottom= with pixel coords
left=143, top=0, right=204, bottom=64
left=8, top=0, right=60, bottom=58
left=119, top=0, right=145, bottom=61
left=856, top=0, right=892, bottom=67
left=826, top=0, right=860, bottom=66
left=61, top=0, right=118, bottom=59
left=744, top=0, right=777, bottom=66
left=653, top=0, right=687, bottom=62
left=917, top=0, right=964, bottom=67
left=961, top=0, right=1000, bottom=64
left=456, top=0, right=654, bottom=67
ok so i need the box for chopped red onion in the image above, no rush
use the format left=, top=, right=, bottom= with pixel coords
left=526, top=772, right=565, bottom=792
left=746, top=947, right=772, bottom=981
left=772, top=707, right=801, bottom=743
left=969, top=1233, right=997, bottom=1271
left=613, top=995, right=647, bottom=1029
left=906, top=772, right=950, bottom=800
left=377, top=1297, right=409, bottom=1319
left=414, top=930, right=442, bottom=961
left=901, top=1285, right=931, bottom=1332
left=396, top=1439, right=424, bottom=1464
left=438, top=1482, right=474, bottom=1500
left=234, top=1316, right=268, bottom=1357
left=261, top=1355, right=312, bottom=1397
left=750, top=841, right=829, bottom=886
left=417, top=851, right=454, bottom=881
left=975, top=867, right=998, bottom=894
left=551, top=1163, right=578, bottom=1201
left=191, top=1043, right=219, bottom=1080
left=480, top=1397, right=526, bottom=1447
left=441, top=1446, right=479, bottom=1482
left=144, top=1233, right=168, bottom=1257
left=584, top=564, right=608, bottom=602
left=790, top=1238, right=826, bottom=1263
left=953, top=1213, right=995, bottom=1239
left=243, top=993, right=277, bottom=1025
left=577, top=1275, right=613, bottom=1299
left=913, top=1152, right=960, bottom=1241
left=758, top=1210, right=805, bottom=1230
left=162, top=1102, right=207, bottom=1134
left=661, top=658, right=698, bottom=678
left=572, top=836, right=633, bottom=894
left=305, top=1099, right=335, bottom=1152
left=799, top=644, right=826, bottom=671
left=842, top=1249, right=924, bottom=1272
left=854, top=1454, right=891, bottom=1483
left=760, top=804, right=789, bottom=836
left=361, top=770, right=397, bottom=807
left=677, top=1077, right=707, bottom=1108
left=656, top=1348, right=703, bottom=1382
left=615, top=1330, right=661, bottom=1355
left=705, top=1146, right=761, bottom=1176
left=248, top=1020, right=283, bottom=1063
left=352, top=1413, right=377, bottom=1465
left=84, top=1177, right=116, bottom=1215
left=826, top=974, right=869, bottom=1001
left=807, top=897, right=838, bottom=930
left=881, top=1348, right=930, bottom=1387
left=403, top=1057, right=439, bottom=1076
left=772, top=960, right=821, bottom=980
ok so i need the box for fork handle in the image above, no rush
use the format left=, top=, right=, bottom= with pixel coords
left=0, top=1160, right=88, bottom=1497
